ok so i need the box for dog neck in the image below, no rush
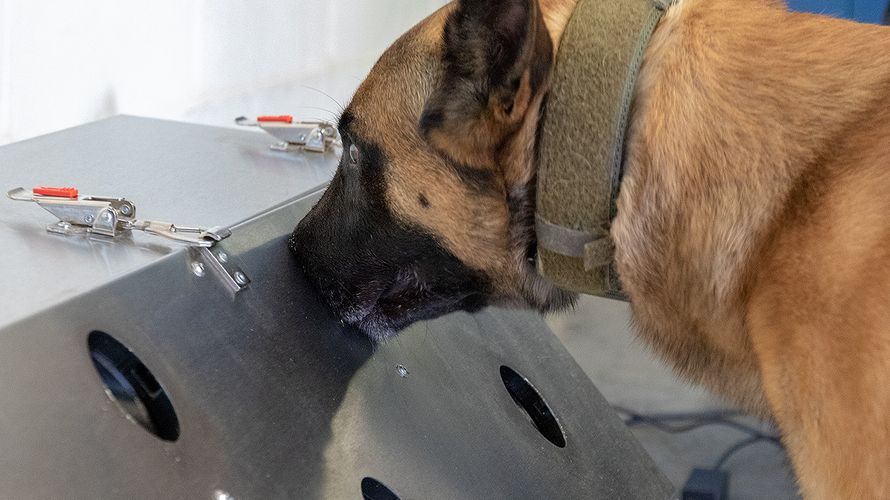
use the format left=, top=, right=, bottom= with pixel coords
left=602, top=0, right=890, bottom=410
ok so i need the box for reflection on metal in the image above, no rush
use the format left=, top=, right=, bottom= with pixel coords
left=0, top=117, right=673, bottom=499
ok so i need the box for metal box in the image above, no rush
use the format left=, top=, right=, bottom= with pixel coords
left=0, top=117, right=672, bottom=499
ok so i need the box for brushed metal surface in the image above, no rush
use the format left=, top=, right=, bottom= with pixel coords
left=0, top=117, right=673, bottom=499
left=0, top=116, right=338, bottom=327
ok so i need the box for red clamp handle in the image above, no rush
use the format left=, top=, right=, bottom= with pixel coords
left=257, top=115, right=293, bottom=124
left=33, top=186, right=79, bottom=198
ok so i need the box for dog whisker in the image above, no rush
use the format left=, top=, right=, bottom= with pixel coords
left=299, top=85, right=346, bottom=115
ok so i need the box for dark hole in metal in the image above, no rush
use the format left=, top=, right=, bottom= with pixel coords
left=361, top=477, right=400, bottom=500
left=87, top=331, right=180, bottom=441
left=500, top=365, right=566, bottom=448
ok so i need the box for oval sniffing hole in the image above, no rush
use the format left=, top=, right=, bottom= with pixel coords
left=87, top=331, right=180, bottom=442
left=361, top=477, right=401, bottom=500
left=499, top=365, right=566, bottom=448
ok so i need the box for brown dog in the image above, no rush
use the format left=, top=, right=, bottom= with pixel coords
left=290, top=0, right=890, bottom=497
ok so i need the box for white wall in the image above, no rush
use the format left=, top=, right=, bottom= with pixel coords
left=0, top=0, right=448, bottom=146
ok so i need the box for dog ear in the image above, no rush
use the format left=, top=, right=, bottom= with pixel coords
left=419, top=0, right=553, bottom=168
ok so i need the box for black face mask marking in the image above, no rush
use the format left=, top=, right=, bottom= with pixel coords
left=289, top=112, right=491, bottom=340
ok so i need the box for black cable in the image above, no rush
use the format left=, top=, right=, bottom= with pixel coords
left=613, top=406, right=774, bottom=438
left=612, top=406, right=785, bottom=471
left=711, top=434, right=783, bottom=470
left=614, top=406, right=742, bottom=422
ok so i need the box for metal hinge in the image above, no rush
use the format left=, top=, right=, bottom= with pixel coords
left=235, top=115, right=339, bottom=153
left=189, top=246, right=251, bottom=296
left=8, top=186, right=230, bottom=247
left=8, top=186, right=251, bottom=294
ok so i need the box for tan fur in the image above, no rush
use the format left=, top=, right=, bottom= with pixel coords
left=345, top=0, right=890, bottom=496
left=614, top=0, right=890, bottom=497
left=539, top=0, right=579, bottom=47
left=347, top=6, right=520, bottom=298
left=346, top=3, right=566, bottom=306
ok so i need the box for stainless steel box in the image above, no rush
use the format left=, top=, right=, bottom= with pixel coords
left=0, top=117, right=672, bottom=499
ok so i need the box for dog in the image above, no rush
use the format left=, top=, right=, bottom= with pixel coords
left=290, top=0, right=890, bottom=497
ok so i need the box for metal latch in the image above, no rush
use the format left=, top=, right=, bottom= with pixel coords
left=9, top=186, right=251, bottom=294
left=235, top=115, right=339, bottom=153
left=8, top=186, right=230, bottom=247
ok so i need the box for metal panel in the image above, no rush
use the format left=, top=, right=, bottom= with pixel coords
left=788, top=0, right=889, bottom=23
left=0, top=116, right=337, bottom=327
left=0, top=118, right=673, bottom=499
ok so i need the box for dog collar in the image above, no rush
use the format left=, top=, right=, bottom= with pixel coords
left=535, top=0, right=673, bottom=299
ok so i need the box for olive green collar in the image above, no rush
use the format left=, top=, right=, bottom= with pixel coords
left=535, top=0, right=673, bottom=299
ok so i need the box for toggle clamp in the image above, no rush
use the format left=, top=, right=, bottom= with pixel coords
left=234, top=115, right=339, bottom=153
left=7, top=186, right=231, bottom=248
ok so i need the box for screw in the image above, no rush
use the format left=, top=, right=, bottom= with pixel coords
left=233, top=271, right=249, bottom=286
left=397, top=365, right=409, bottom=378
left=83, top=214, right=94, bottom=224
left=101, top=212, right=113, bottom=224
left=216, top=250, right=228, bottom=263
left=191, top=262, right=205, bottom=277
left=120, top=205, right=131, bottom=216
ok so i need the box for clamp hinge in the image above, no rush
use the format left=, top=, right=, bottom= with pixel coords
left=189, top=246, right=251, bottom=296
left=8, top=186, right=230, bottom=248
left=235, top=115, right=339, bottom=153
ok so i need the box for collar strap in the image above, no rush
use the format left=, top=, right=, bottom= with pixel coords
left=535, top=0, right=673, bottom=299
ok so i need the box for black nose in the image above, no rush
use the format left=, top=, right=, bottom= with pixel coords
left=290, top=208, right=329, bottom=268
left=289, top=209, right=313, bottom=266
left=289, top=210, right=334, bottom=299
left=289, top=214, right=313, bottom=261
left=290, top=198, right=372, bottom=320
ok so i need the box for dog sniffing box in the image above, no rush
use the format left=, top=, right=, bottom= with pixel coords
left=0, top=116, right=671, bottom=499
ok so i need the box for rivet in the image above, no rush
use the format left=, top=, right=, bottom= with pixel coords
left=233, top=271, right=249, bottom=286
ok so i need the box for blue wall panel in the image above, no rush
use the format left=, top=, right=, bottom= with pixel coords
left=787, top=0, right=888, bottom=23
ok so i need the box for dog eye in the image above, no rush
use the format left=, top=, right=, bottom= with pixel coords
left=348, top=144, right=360, bottom=164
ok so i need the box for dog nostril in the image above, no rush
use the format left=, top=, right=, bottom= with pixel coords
left=500, top=365, right=566, bottom=448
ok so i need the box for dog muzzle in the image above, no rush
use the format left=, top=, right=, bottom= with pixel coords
left=535, top=0, right=674, bottom=299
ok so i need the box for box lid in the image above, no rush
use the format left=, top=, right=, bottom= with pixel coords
left=0, top=115, right=337, bottom=328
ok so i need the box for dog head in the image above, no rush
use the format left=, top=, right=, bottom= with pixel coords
left=290, top=0, right=575, bottom=340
